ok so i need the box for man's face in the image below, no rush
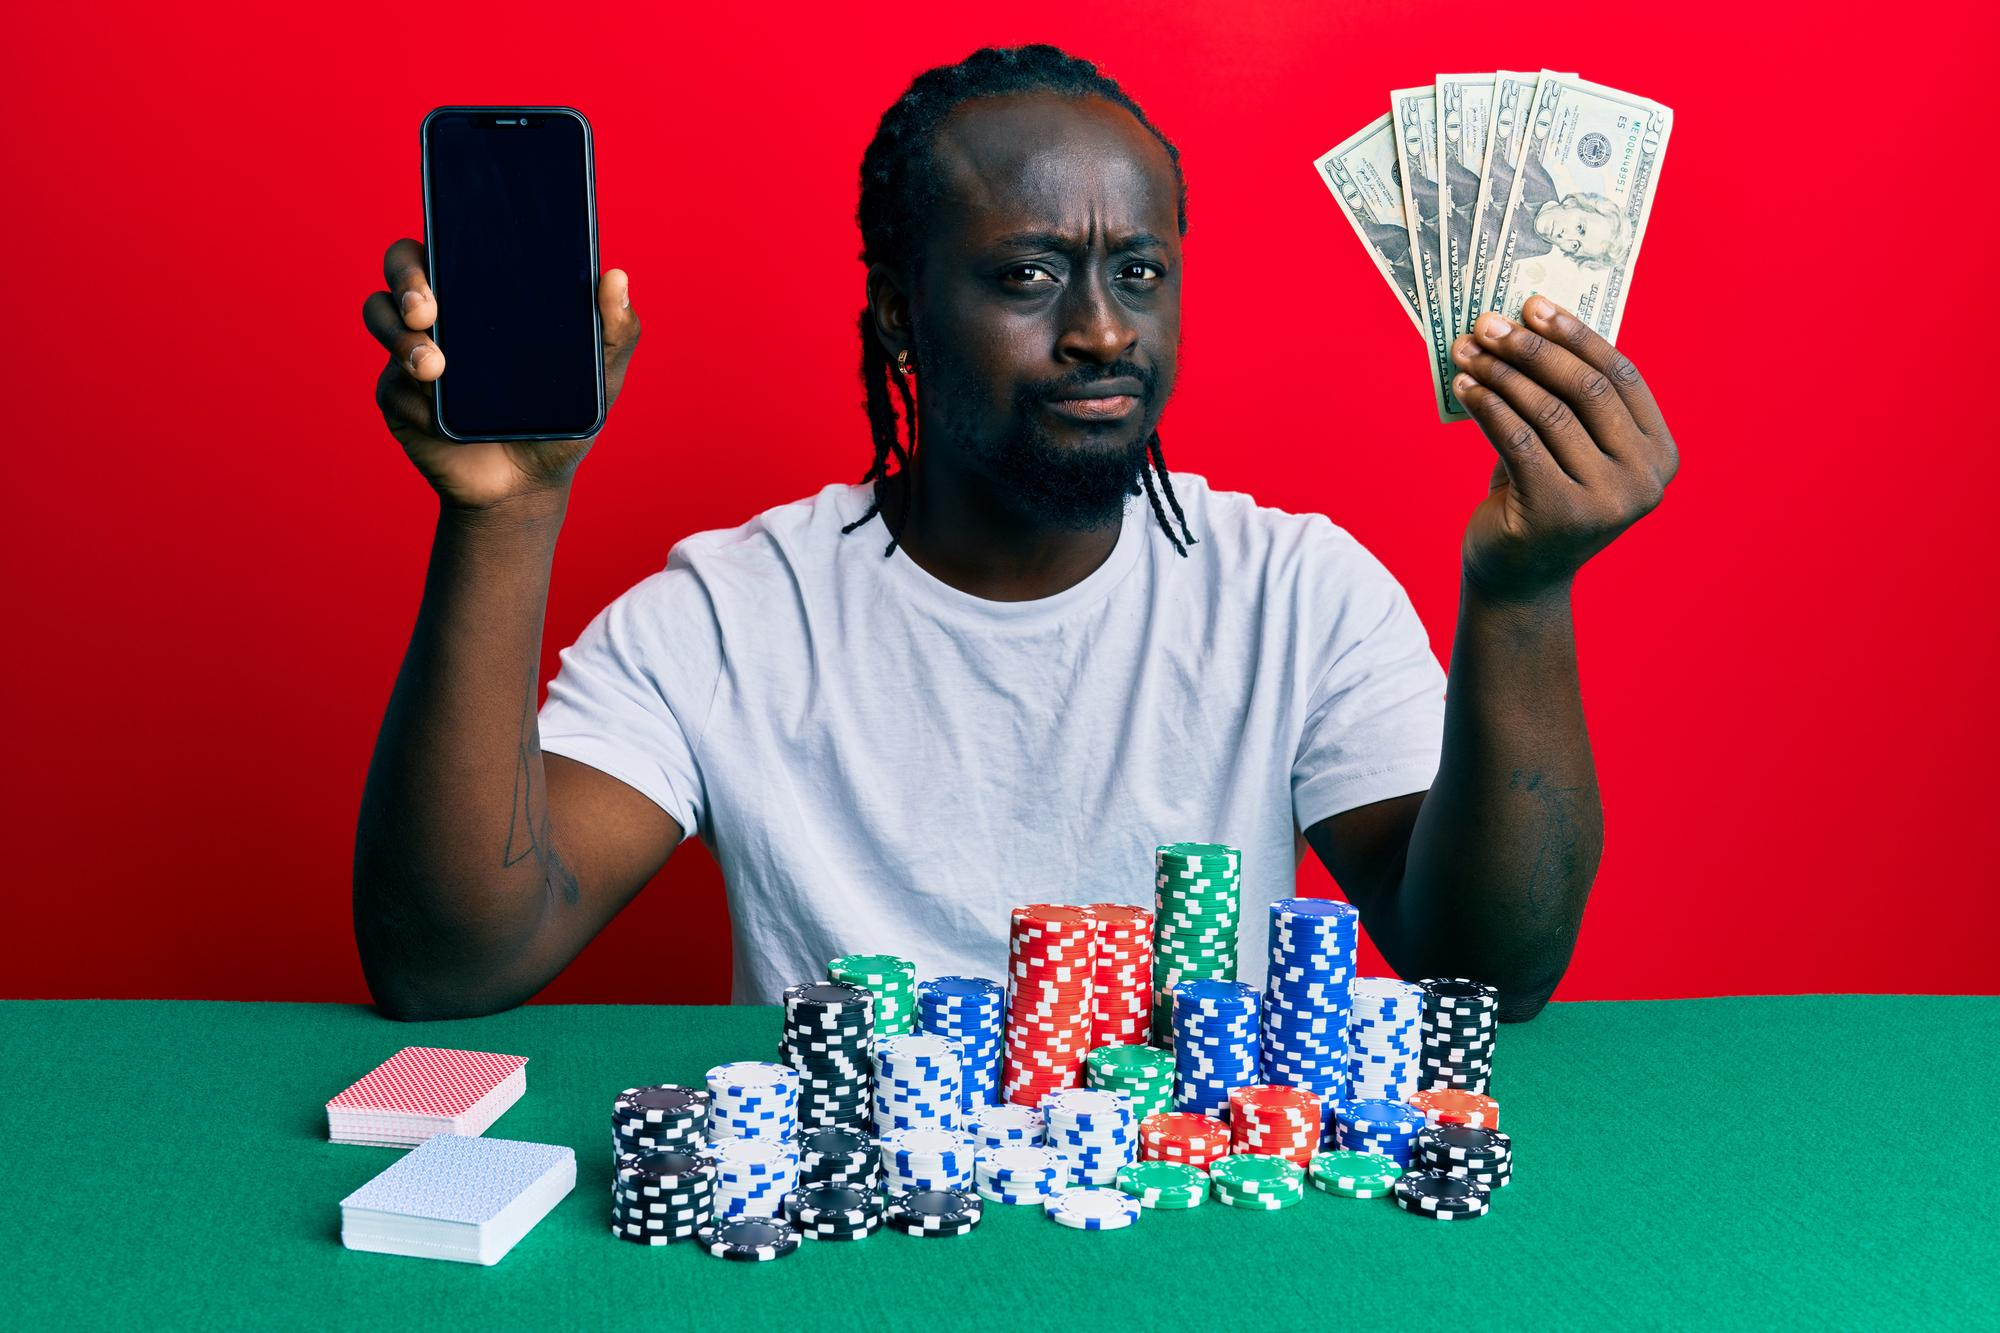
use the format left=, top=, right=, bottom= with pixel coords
left=896, top=91, right=1183, bottom=530
left=1540, top=202, right=1612, bottom=260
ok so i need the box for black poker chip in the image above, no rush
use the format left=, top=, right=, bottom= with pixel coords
left=797, top=1214, right=882, bottom=1240
left=883, top=1188, right=982, bottom=1237
left=1417, top=1125, right=1511, bottom=1166
left=697, top=1217, right=800, bottom=1261
left=799, top=1128, right=872, bottom=1158
left=783, top=1184, right=880, bottom=1226
left=616, top=1148, right=716, bottom=1186
left=613, top=1085, right=711, bottom=1123
left=1391, top=1169, right=1491, bottom=1218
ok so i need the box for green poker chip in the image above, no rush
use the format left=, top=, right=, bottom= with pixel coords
left=1210, top=1182, right=1301, bottom=1210
left=1308, top=1150, right=1402, bottom=1198
left=1151, top=844, right=1243, bottom=1047
left=827, top=954, right=915, bottom=1035
left=1208, top=1154, right=1304, bottom=1193
left=1117, top=1158, right=1209, bottom=1211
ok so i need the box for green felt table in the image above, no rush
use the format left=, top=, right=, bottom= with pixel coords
left=2, top=997, right=1995, bottom=1330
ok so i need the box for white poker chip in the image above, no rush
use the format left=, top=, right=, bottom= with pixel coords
left=1044, top=1186, right=1142, bottom=1231
left=968, top=1105, right=1044, bottom=1143
left=980, top=1146, right=1064, bottom=1183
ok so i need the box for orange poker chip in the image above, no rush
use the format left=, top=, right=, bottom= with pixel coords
left=1407, top=1088, right=1500, bottom=1129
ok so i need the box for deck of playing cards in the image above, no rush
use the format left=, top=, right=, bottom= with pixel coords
left=326, top=1046, right=528, bottom=1146
left=339, top=1134, right=575, bottom=1265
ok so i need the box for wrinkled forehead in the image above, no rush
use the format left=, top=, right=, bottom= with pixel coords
left=921, top=92, right=1180, bottom=259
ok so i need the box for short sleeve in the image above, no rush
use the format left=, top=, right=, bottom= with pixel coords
left=1290, top=526, right=1447, bottom=831
left=536, top=556, right=724, bottom=839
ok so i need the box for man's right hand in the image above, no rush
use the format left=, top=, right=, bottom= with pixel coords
left=363, top=237, right=641, bottom=513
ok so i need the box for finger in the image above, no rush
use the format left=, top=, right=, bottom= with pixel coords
left=1452, top=368, right=1571, bottom=497
left=383, top=237, right=436, bottom=330
left=599, top=268, right=640, bottom=364
left=1464, top=308, right=1643, bottom=465
left=1517, top=296, right=1670, bottom=442
left=374, top=357, right=440, bottom=436
left=362, top=290, right=444, bottom=381
left=1454, top=324, right=1605, bottom=485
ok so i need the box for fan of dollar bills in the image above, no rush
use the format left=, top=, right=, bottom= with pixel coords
left=1315, top=70, right=1673, bottom=425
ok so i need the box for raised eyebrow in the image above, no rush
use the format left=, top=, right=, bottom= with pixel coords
left=986, top=229, right=1171, bottom=256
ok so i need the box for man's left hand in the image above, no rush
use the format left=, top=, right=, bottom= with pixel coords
left=1451, top=296, right=1680, bottom=603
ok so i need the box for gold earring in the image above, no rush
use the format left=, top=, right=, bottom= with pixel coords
left=896, top=349, right=912, bottom=375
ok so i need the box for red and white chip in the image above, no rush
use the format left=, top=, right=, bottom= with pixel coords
left=1139, top=1110, right=1231, bottom=1170
left=1084, top=903, right=1153, bottom=1051
left=1408, top=1088, right=1500, bottom=1129
left=1003, top=905, right=1099, bottom=1105
left=1227, top=1085, right=1322, bottom=1166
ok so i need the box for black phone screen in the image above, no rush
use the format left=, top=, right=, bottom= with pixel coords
left=422, top=108, right=603, bottom=440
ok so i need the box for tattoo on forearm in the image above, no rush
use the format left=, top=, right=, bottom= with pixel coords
left=503, top=659, right=580, bottom=905
left=1509, top=769, right=1584, bottom=910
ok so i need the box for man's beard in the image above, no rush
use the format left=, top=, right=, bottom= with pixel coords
left=920, top=361, right=1159, bottom=531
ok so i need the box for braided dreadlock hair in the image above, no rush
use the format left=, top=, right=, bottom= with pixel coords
left=842, top=44, right=1201, bottom=558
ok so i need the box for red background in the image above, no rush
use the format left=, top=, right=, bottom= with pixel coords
left=4, top=3, right=1994, bottom=1003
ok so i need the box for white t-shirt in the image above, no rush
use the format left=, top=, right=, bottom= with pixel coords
left=537, top=472, right=1447, bottom=1003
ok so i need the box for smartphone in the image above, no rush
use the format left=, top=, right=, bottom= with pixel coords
left=419, top=106, right=606, bottom=441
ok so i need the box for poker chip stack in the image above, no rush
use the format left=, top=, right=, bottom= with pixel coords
left=1041, top=1087, right=1138, bottom=1187
left=1347, top=976, right=1425, bottom=1102
left=879, top=1127, right=978, bottom=1193
left=611, top=1085, right=710, bottom=1161
left=1409, top=1087, right=1501, bottom=1130
left=967, top=1103, right=1045, bottom=1150
left=708, top=1138, right=798, bottom=1218
left=974, top=1145, right=1067, bottom=1205
left=1150, top=843, right=1242, bottom=1048
left=1139, top=1110, right=1231, bottom=1171
left=828, top=953, right=917, bottom=1037
left=703, top=1062, right=799, bottom=1143
left=797, top=1127, right=880, bottom=1191
left=782, top=1182, right=885, bottom=1241
left=1416, top=1124, right=1513, bottom=1189
left=872, top=1033, right=962, bottom=1131
left=1115, top=1160, right=1207, bottom=1209
left=915, top=976, right=1005, bottom=1111
left=884, top=1187, right=983, bottom=1238
left=1084, top=903, right=1154, bottom=1046
left=1169, top=978, right=1260, bottom=1119
left=1419, top=977, right=1499, bottom=1093
left=1333, top=1097, right=1427, bottom=1167
left=1002, top=904, right=1098, bottom=1105
left=1085, top=1043, right=1174, bottom=1119
left=612, top=1147, right=717, bottom=1245
left=1227, top=1084, right=1322, bottom=1167
left=1208, top=1154, right=1307, bottom=1210
left=778, top=982, right=874, bottom=1131
left=1261, top=898, right=1359, bottom=1145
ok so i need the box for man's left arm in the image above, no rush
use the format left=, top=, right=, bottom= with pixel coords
left=1304, top=295, right=1681, bottom=1020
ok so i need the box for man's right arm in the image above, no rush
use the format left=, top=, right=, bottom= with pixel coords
left=353, top=239, right=674, bottom=1020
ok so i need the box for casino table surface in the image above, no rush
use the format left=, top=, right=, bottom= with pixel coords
left=3, top=995, right=1994, bottom=1330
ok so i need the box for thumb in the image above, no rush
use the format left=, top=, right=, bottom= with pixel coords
left=600, top=268, right=638, bottom=351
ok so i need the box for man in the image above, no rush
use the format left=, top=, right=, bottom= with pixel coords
left=354, top=45, right=1678, bottom=1026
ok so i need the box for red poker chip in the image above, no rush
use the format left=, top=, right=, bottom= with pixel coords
left=1407, top=1088, right=1500, bottom=1129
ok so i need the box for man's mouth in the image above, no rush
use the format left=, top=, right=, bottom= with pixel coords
left=1044, top=395, right=1139, bottom=421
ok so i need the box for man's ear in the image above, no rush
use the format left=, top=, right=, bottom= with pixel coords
left=866, top=263, right=913, bottom=363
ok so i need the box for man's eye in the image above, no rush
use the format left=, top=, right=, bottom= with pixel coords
left=1006, top=265, right=1055, bottom=284
left=1124, top=262, right=1163, bottom=280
